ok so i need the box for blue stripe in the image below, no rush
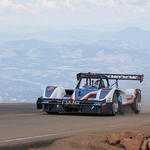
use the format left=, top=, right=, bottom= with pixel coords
left=99, top=88, right=112, bottom=99
left=45, top=86, right=57, bottom=97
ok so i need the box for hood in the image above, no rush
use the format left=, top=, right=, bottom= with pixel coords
left=73, top=86, right=99, bottom=100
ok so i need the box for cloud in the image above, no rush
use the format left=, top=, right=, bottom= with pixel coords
left=0, top=0, right=26, bottom=9
left=121, top=0, right=148, bottom=6
left=49, top=66, right=80, bottom=72
left=0, top=51, right=17, bottom=58
left=0, top=0, right=150, bottom=29
left=1, top=0, right=150, bottom=13
left=19, top=99, right=26, bottom=102
left=2, top=68, right=19, bottom=70
left=0, top=16, right=3, bottom=20
left=0, top=96, right=3, bottom=103
left=58, top=0, right=114, bottom=11
left=27, top=0, right=60, bottom=14
left=10, top=98, right=17, bottom=101
left=58, top=0, right=147, bottom=11
left=96, top=50, right=105, bottom=57
left=11, top=78, right=40, bottom=85
left=25, top=0, right=118, bottom=13
left=59, top=0, right=150, bottom=17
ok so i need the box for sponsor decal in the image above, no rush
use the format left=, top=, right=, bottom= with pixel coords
left=107, top=99, right=111, bottom=103
left=127, top=95, right=133, bottom=100
left=62, top=100, right=79, bottom=105
left=63, top=96, right=70, bottom=99
left=102, top=103, right=106, bottom=106
left=88, top=98, right=96, bottom=100
left=93, top=103, right=101, bottom=106
left=72, top=101, right=80, bottom=104
left=77, top=96, right=81, bottom=98
left=45, top=86, right=57, bottom=97
left=47, top=86, right=54, bottom=90
left=41, top=101, right=49, bottom=104
left=93, top=102, right=101, bottom=106
left=106, top=75, right=140, bottom=80
left=118, top=94, right=122, bottom=103
left=101, top=89, right=110, bottom=92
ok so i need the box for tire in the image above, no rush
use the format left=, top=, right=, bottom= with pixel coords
left=111, top=92, right=118, bottom=116
left=46, top=112, right=59, bottom=114
left=132, top=93, right=141, bottom=114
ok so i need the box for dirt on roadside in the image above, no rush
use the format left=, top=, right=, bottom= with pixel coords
left=29, top=125, right=150, bottom=150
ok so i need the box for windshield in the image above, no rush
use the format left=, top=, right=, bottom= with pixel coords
left=78, top=78, right=108, bottom=89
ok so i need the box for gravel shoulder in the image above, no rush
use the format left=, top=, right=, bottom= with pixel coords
left=29, top=125, right=150, bottom=150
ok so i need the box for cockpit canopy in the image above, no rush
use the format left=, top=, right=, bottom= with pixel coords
left=76, top=76, right=110, bottom=89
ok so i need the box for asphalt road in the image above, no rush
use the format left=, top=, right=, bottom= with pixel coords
left=0, top=103, right=150, bottom=150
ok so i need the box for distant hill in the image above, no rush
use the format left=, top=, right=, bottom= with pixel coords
left=0, top=27, right=149, bottom=103
left=1, top=39, right=50, bottom=49
left=114, top=27, right=150, bottom=42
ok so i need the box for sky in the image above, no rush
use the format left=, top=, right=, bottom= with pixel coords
left=0, top=0, right=150, bottom=32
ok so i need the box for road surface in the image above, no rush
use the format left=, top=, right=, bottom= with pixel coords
left=0, top=103, right=150, bottom=149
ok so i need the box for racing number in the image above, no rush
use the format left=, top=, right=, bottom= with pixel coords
left=47, top=87, right=54, bottom=90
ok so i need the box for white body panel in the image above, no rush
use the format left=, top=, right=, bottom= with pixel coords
left=43, top=86, right=66, bottom=99
left=96, top=89, right=102, bottom=100
left=50, top=87, right=66, bottom=99
left=96, top=88, right=136, bottom=105
left=105, top=88, right=117, bottom=103
left=123, top=89, right=136, bottom=105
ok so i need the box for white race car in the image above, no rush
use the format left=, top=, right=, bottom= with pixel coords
left=37, top=73, right=144, bottom=115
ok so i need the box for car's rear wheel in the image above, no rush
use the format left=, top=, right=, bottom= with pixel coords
left=131, top=93, right=141, bottom=114
left=111, top=92, right=118, bottom=116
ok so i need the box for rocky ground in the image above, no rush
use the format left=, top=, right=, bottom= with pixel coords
left=29, top=125, right=150, bottom=150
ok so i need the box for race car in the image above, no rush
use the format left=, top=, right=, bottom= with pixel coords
left=37, top=72, right=144, bottom=115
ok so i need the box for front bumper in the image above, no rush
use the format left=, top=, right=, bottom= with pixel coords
left=37, top=97, right=113, bottom=114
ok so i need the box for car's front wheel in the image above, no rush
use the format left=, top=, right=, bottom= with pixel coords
left=131, top=93, right=141, bottom=114
left=111, top=92, right=118, bottom=116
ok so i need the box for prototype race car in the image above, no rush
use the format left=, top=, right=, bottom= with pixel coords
left=37, top=73, right=144, bottom=115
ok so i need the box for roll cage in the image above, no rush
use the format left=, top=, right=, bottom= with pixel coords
left=76, top=72, right=144, bottom=89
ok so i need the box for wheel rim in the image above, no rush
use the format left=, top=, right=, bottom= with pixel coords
left=112, top=94, right=118, bottom=113
left=136, top=95, right=141, bottom=112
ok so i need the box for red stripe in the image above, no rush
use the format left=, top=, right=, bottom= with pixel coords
left=82, top=93, right=97, bottom=100
left=101, top=90, right=110, bottom=92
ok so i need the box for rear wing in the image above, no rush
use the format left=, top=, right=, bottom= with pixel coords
left=77, top=73, right=144, bottom=83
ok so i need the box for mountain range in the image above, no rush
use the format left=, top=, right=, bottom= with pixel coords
left=0, top=27, right=149, bottom=103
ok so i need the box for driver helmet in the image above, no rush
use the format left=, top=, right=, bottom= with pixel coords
left=94, top=80, right=100, bottom=88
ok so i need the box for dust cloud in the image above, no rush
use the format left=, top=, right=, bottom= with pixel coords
left=141, top=93, right=150, bottom=113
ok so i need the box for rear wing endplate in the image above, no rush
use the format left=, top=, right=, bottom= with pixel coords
left=77, top=73, right=144, bottom=83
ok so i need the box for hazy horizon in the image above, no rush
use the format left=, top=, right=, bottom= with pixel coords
left=0, top=0, right=150, bottom=103
left=1, top=0, right=150, bottom=32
